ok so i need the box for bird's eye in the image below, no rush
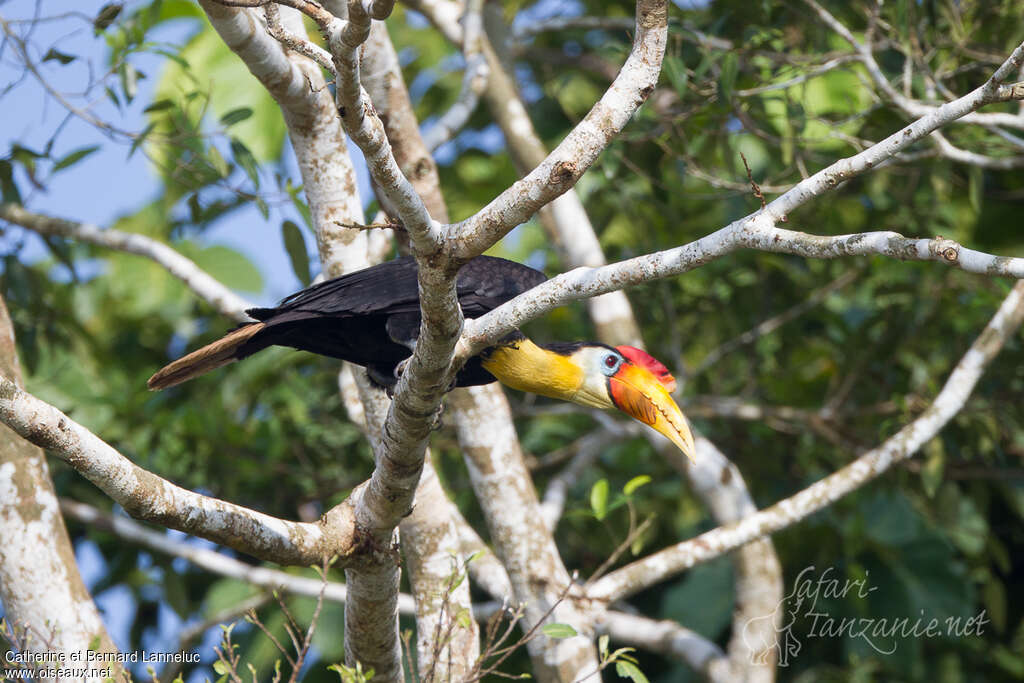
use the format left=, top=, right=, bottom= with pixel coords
left=601, top=353, right=621, bottom=375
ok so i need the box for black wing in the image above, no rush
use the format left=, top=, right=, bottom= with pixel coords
left=246, top=255, right=546, bottom=322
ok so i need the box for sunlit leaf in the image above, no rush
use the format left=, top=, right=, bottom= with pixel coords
left=591, top=479, right=609, bottom=521
left=541, top=623, right=577, bottom=639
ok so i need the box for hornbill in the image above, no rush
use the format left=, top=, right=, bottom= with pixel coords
left=148, top=255, right=695, bottom=461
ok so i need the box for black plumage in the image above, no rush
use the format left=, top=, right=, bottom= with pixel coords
left=148, top=255, right=546, bottom=390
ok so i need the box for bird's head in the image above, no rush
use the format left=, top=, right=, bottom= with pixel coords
left=482, top=340, right=696, bottom=462
left=566, top=344, right=695, bottom=462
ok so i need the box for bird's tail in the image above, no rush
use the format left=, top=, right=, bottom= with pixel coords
left=147, top=323, right=266, bottom=390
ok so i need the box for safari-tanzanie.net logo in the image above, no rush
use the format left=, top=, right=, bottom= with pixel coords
left=742, top=565, right=989, bottom=666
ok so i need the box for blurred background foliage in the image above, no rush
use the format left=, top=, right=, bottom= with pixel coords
left=2, top=0, right=1024, bottom=681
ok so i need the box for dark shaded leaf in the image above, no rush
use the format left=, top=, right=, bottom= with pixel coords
left=129, top=123, right=156, bottom=158
left=220, top=107, right=253, bottom=127
left=42, top=48, right=76, bottom=65
left=0, top=160, right=22, bottom=204
left=53, top=146, right=100, bottom=172
left=143, top=99, right=175, bottom=113
left=229, top=137, right=259, bottom=188
left=282, top=220, right=311, bottom=286
left=93, top=3, right=123, bottom=31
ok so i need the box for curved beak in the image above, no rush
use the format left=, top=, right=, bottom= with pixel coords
left=609, top=362, right=696, bottom=463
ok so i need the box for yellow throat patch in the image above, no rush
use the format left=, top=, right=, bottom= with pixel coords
left=480, top=339, right=584, bottom=401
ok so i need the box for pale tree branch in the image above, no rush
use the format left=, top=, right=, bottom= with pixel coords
left=421, top=0, right=489, bottom=152
left=0, top=377, right=359, bottom=565
left=59, top=497, right=417, bottom=612
left=460, top=4, right=781, bottom=673
left=687, top=436, right=783, bottom=682
left=319, top=2, right=440, bottom=253
left=478, top=16, right=643, bottom=346
left=930, top=129, right=1024, bottom=169
left=0, top=296, right=121, bottom=669
left=360, top=23, right=482, bottom=678
left=0, top=204, right=252, bottom=322
left=264, top=2, right=335, bottom=74
left=408, top=0, right=645, bottom=344
left=200, top=3, right=414, bottom=676
left=459, top=37, right=1024, bottom=353
left=595, top=611, right=726, bottom=676
left=450, top=386, right=600, bottom=682
left=802, top=0, right=1024, bottom=130
left=445, top=0, right=669, bottom=260
left=589, top=279, right=1024, bottom=602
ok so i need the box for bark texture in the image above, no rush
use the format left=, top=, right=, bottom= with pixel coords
left=0, top=296, right=121, bottom=675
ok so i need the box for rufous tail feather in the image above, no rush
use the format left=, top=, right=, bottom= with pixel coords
left=147, top=323, right=265, bottom=390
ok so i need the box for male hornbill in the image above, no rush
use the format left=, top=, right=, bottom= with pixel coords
left=148, top=255, right=695, bottom=461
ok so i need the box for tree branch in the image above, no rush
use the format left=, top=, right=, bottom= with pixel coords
left=457, top=31, right=1024, bottom=355
left=447, top=0, right=669, bottom=260
left=0, top=296, right=120, bottom=667
left=59, top=498, right=414, bottom=611
left=0, top=379, right=358, bottom=566
left=0, top=204, right=252, bottom=322
left=421, top=0, right=488, bottom=152
left=589, top=279, right=1024, bottom=602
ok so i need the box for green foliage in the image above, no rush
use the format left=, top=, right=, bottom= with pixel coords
left=3, top=0, right=1024, bottom=681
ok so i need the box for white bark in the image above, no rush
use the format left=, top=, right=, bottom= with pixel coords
left=421, top=0, right=488, bottom=153
left=0, top=297, right=121, bottom=678
left=589, top=280, right=1024, bottom=602
left=0, top=377, right=355, bottom=565
left=451, top=387, right=600, bottom=682
left=448, top=0, right=670, bottom=259
left=58, top=497, right=417, bottom=615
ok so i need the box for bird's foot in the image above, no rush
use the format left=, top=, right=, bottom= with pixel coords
left=431, top=402, right=446, bottom=431
left=394, top=358, right=410, bottom=380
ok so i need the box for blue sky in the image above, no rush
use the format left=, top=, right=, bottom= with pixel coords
left=0, top=0, right=378, bottom=306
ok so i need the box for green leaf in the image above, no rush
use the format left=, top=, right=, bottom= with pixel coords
left=93, top=3, right=123, bottom=31
left=53, top=146, right=100, bottom=172
left=119, top=62, right=139, bottom=103
left=615, top=660, right=649, bottom=683
left=920, top=438, right=945, bottom=498
left=623, top=475, right=651, bottom=496
left=220, top=107, right=254, bottom=127
left=590, top=478, right=609, bottom=521
left=541, top=623, right=578, bottom=639
left=286, top=180, right=314, bottom=232
left=104, top=85, right=121, bottom=109
left=143, top=99, right=174, bottom=113
left=212, top=660, right=229, bottom=675
left=129, top=122, right=156, bottom=158
left=42, top=48, right=76, bottom=65
left=230, top=137, right=260, bottom=187
left=282, top=220, right=311, bottom=286
left=718, top=52, right=738, bottom=102
left=207, top=146, right=230, bottom=178
left=598, top=634, right=610, bottom=657
left=968, top=165, right=983, bottom=213
left=0, top=160, right=22, bottom=204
